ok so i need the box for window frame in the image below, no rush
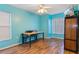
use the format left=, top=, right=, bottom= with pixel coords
left=0, top=11, right=12, bottom=41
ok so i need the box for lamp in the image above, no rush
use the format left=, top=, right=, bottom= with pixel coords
left=37, top=8, right=47, bottom=14
left=37, top=4, right=48, bottom=14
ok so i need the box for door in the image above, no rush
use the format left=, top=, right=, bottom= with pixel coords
left=65, top=19, right=71, bottom=40
left=70, top=18, right=77, bottom=51
left=65, top=19, right=71, bottom=50
left=65, top=17, right=77, bottom=51
left=71, top=18, right=77, bottom=41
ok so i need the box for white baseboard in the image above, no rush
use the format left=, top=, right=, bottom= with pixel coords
left=51, top=37, right=64, bottom=39
left=44, top=37, right=51, bottom=39
left=0, top=43, right=20, bottom=50
left=44, top=37, right=64, bottom=39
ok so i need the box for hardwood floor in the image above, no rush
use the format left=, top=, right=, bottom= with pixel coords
left=0, top=38, right=64, bottom=54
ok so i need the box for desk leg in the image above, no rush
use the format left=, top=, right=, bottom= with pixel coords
left=22, top=34, right=24, bottom=44
left=43, top=33, right=44, bottom=40
left=22, top=39, right=24, bottom=44
left=29, top=36, right=31, bottom=48
left=35, top=35, right=38, bottom=40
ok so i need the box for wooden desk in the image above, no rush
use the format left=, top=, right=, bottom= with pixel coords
left=22, top=32, right=44, bottom=48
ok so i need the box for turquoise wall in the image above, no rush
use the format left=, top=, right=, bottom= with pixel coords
left=0, top=4, right=67, bottom=49
left=40, top=13, right=65, bottom=39
left=40, top=15, right=48, bottom=37
left=0, top=5, right=40, bottom=48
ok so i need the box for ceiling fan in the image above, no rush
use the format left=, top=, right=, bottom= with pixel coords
left=37, top=4, right=51, bottom=14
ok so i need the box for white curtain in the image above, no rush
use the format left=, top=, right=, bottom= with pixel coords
left=0, top=11, right=11, bottom=41
left=52, top=18, right=64, bottom=34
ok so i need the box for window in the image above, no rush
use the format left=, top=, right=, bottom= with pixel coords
left=0, top=11, right=11, bottom=41
left=52, top=18, right=64, bottom=34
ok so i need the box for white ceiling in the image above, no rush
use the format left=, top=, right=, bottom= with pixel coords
left=11, top=4, right=73, bottom=15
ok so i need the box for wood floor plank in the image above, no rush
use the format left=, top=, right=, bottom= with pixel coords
left=0, top=38, right=64, bottom=54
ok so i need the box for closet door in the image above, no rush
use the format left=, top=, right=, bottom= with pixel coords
left=65, top=19, right=71, bottom=50
left=65, top=17, right=77, bottom=51
left=71, top=18, right=77, bottom=40
left=65, top=40, right=71, bottom=50
left=70, top=18, right=77, bottom=51
left=65, top=19, right=71, bottom=40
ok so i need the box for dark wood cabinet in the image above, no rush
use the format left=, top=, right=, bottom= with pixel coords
left=64, top=16, right=79, bottom=53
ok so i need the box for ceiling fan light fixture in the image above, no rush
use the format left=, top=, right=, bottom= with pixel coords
left=37, top=4, right=50, bottom=15
left=37, top=8, right=47, bottom=14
